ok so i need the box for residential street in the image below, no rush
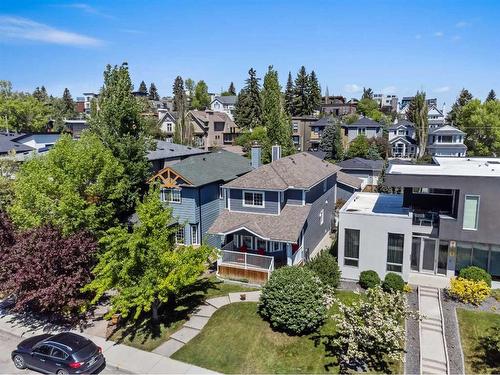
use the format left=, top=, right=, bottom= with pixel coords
left=0, top=330, right=126, bottom=374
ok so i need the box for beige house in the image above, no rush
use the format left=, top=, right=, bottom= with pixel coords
left=186, top=110, right=241, bottom=150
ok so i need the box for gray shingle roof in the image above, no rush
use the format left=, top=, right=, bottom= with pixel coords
left=389, top=135, right=417, bottom=145
left=224, top=152, right=340, bottom=190
left=388, top=119, right=415, bottom=130
left=171, top=150, right=252, bottom=186
left=208, top=204, right=311, bottom=243
left=0, top=133, right=35, bottom=155
left=338, top=157, right=384, bottom=171
left=213, top=95, right=237, bottom=105
left=337, top=171, right=362, bottom=189
left=345, top=117, right=382, bottom=128
left=147, top=140, right=208, bottom=161
left=428, top=124, right=465, bottom=135
left=309, top=116, right=334, bottom=128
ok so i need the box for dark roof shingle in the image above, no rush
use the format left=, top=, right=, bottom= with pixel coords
left=338, top=157, right=384, bottom=171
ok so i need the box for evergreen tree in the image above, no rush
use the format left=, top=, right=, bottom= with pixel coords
left=33, top=86, right=48, bottom=102
left=319, top=118, right=343, bottom=161
left=284, top=71, right=294, bottom=115
left=366, top=144, right=382, bottom=160
left=184, top=78, right=195, bottom=108
left=89, top=63, right=151, bottom=215
left=293, top=66, right=310, bottom=116
left=228, top=82, right=236, bottom=96
left=447, top=88, right=473, bottom=124
left=172, top=76, right=188, bottom=144
left=308, top=70, right=321, bottom=113
left=261, top=66, right=294, bottom=157
left=408, top=91, right=429, bottom=158
left=62, top=88, right=75, bottom=113
left=149, top=83, right=160, bottom=101
left=191, top=80, right=210, bottom=110
left=362, top=87, right=374, bottom=100
left=138, top=80, right=148, bottom=95
left=486, top=89, right=496, bottom=102
left=234, top=68, right=262, bottom=129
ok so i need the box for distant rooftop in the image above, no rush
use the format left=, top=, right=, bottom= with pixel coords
left=341, top=192, right=409, bottom=216
left=147, top=140, right=208, bottom=161
left=388, top=157, right=500, bottom=178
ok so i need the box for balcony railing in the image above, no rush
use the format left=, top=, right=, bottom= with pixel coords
left=291, top=246, right=304, bottom=266
left=218, top=249, right=274, bottom=272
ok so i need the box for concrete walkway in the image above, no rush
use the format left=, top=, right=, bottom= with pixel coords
left=153, top=290, right=261, bottom=357
left=0, top=312, right=217, bottom=374
left=418, top=286, right=449, bottom=374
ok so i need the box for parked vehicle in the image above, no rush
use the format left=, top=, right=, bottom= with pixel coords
left=11, top=332, right=105, bottom=374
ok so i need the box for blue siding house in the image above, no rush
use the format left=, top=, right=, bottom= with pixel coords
left=150, top=150, right=253, bottom=247
left=208, top=147, right=340, bottom=283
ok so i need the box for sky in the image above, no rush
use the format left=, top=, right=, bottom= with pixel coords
left=1, top=0, right=499, bottom=108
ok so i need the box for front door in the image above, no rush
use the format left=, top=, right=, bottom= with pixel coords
left=411, top=236, right=448, bottom=275
left=422, top=238, right=437, bottom=272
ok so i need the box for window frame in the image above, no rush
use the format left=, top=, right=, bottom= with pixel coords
left=242, top=190, right=265, bottom=208
left=386, top=232, right=405, bottom=273
left=463, top=195, right=480, bottom=231
left=175, top=226, right=185, bottom=245
left=160, top=188, right=181, bottom=204
left=190, top=224, right=199, bottom=245
left=344, top=228, right=360, bottom=267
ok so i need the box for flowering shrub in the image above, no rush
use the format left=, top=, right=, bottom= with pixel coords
left=330, top=286, right=419, bottom=372
left=359, top=270, right=380, bottom=289
left=258, top=266, right=328, bottom=335
left=459, top=266, right=492, bottom=287
left=448, top=277, right=491, bottom=305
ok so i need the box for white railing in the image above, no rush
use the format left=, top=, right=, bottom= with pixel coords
left=222, top=240, right=235, bottom=251
left=292, top=246, right=304, bottom=265
left=218, top=249, right=274, bottom=272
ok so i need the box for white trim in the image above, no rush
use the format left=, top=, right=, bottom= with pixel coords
left=190, top=223, right=199, bottom=245
left=242, top=190, right=265, bottom=208
left=462, top=195, right=480, bottom=231
left=302, top=190, right=306, bottom=206
left=227, top=188, right=231, bottom=210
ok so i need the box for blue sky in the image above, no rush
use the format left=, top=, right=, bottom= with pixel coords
left=1, top=0, right=499, bottom=107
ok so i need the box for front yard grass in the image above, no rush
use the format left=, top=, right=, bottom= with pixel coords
left=172, top=290, right=402, bottom=374
left=109, top=276, right=258, bottom=351
left=457, top=308, right=500, bottom=374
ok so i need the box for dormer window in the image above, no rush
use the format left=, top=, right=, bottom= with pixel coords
left=160, top=188, right=181, bottom=203
left=243, top=191, right=264, bottom=207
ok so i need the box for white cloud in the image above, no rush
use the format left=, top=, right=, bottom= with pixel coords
left=344, top=84, right=362, bottom=94
left=381, top=86, right=397, bottom=94
left=434, top=31, right=444, bottom=37
left=63, top=3, right=113, bottom=19
left=0, top=16, right=103, bottom=47
left=456, top=21, right=470, bottom=28
left=434, top=86, right=450, bottom=93
left=415, top=34, right=422, bottom=40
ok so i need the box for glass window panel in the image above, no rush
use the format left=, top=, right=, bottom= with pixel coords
left=489, top=247, right=500, bottom=279
left=411, top=237, right=421, bottom=271
left=455, top=242, right=472, bottom=272
left=422, top=239, right=436, bottom=271
left=387, top=233, right=404, bottom=265
left=472, top=243, right=489, bottom=271
left=387, top=264, right=402, bottom=272
left=344, top=258, right=358, bottom=267
left=256, top=238, right=266, bottom=250
left=437, top=241, right=449, bottom=275
left=344, top=229, right=360, bottom=260
left=463, top=196, right=479, bottom=230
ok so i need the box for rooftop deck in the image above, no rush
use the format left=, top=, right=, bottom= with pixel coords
left=340, top=192, right=410, bottom=217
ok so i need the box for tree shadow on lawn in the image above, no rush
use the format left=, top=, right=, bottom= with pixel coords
left=471, top=331, right=500, bottom=373
left=310, top=332, right=398, bottom=374
left=110, top=278, right=221, bottom=348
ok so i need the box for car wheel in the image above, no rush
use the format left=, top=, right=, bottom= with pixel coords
left=13, top=354, right=26, bottom=369
left=56, top=369, right=68, bottom=375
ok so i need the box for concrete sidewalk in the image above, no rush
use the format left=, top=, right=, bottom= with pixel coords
left=0, top=313, right=218, bottom=374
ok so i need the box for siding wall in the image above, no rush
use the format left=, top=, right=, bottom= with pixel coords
left=285, top=189, right=303, bottom=205
left=199, top=182, right=223, bottom=247
left=336, top=184, right=358, bottom=202
left=169, top=186, right=198, bottom=224
left=347, top=128, right=381, bottom=142
left=229, top=189, right=279, bottom=215
left=306, top=175, right=336, bottom=203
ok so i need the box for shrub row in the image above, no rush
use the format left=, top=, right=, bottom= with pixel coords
left=359, top=270, right=405, bottom=293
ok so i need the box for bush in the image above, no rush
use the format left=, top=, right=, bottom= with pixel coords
left=382, top=273, right=405, bottom=293
left=258, top=266, right=327, bottom=335
left=459, top=266, right=492, bottom=287
left=306, top=250, right=341, bottom=288
left=448, top=277, right=491, bottom=305
left=359, top=270, right=381, bottom=289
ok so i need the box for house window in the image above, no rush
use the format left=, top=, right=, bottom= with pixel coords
left=191, top=224, right=199, bottom=245
left=160, top=188, right=181, bottom=203
left=219, top=185, right=224, bottom=200
left=243, top=191, right=264, bottom=207
left=357, top=128, right=366, bottom=135
left=256, top=238, right=266, bottom=251
left=176, top=226, right=185, bottom=244
left=463, top=195, right=480, bottom=230
left=165, top=122, right=173, bottom=132
left=398, top=129, right=406, bottom=135
left=387, top=233, right=404, bottom=272
left=241, top=235, right=253, bottom=249
left=344, top=229, right=360, bottom=267
left=165, top=137, right=172, bottom=143
left=319, top=209, right=324, bottom=225
left=292, top=122, right=299, bottom=132
left=214, top=122, right=225, bottom=132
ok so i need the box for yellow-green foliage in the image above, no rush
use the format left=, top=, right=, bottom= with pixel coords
left=449, top=277, right=491, bottom=305
left=403, top=284, right=413, bottom=293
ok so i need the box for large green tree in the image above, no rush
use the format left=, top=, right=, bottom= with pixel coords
left=357, top=98, right=380, bottom=117
left=261, top=66, right=294, bottom=157
left=222, top=82, right=236, bottom=96
left=347, top=135, right=370, bottom=159
left=149, top=83, right=160, bottom=101
left=83, top=184, right=215, bottom=322
left=89, top=63, right=151, bottom=213
left=191, top=80, right=210, bottom=110
left=33, top=86, right=48, bottom=102
left=9, top=133, right=128, bottom=235
left=486, top=89, right=496, bottom=102
left=320, top=118, right=343, bottom=161
left=447, top=88, right=473, bottom=125
left=0, top=93, right=50, bottom=132
left=234, top=68, right=262, bottom=129
left=407, top=91, right=429, bottom=158
left=284, top=71, right=294, bottom=115
left=292, top=66, right=310, bottom=116
left=362, top=87, right=374, bottom=100
left=138, top=80, right=148, bottom=95
left=456, top=99, right=500, bottom=156
left=308, top=70, right=321, bottom=113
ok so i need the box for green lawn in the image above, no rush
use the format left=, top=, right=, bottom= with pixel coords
left=109, top=276, right=258, bottom=351
left=172, top=290, right=401, bottom=374
left=457, top=308, right=500, bottom=374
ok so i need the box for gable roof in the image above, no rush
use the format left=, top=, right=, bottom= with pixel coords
left=389, top=135, right=417, bottom=145
left=345, top=117, right=382, bottom=128
left=212, top=95, right=237, bottom=105
left=167, top=150, right=252, bottom=186
left=338, top=157, right=384, bottom=171
left=0, top=133, right=35, bottom=155
left=337, top=171, right=362, bottom=189
left=224, top=152, right=340, bottom=190
left=309, top=116, right=334, bottom=128
left=389, top=119, right=415, bottom=130
left=147, top=140, right=208, bottom=161
left=429, top=124, right=465, bottom=135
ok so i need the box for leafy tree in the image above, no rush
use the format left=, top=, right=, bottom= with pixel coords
left=0, top=80, right=12, bottom=96
left=0, top=213, right=15, bottom=280
left=33, top=86, right=48, bottom=102
left=308, top=70, right=321, bottom=113
left=262, top=66, right=294, bottom=157
left=62, top=88, right=75, bottom=114
left=344, top=113, right=360, bottom=124
left=0, top=224, right=97, bottom=320
left=236, top=126, right=270, bottom=160
left=0, top=93, right=50, bottom=132
left=284, top=71, right=294, bottom=115
left=362, top=87, right=374, bottom=100
left=305, top=250, right=341, bottom=288
left=222, top=82, right=236, bottom=96
left=149, top=82, right=160, bottom=101
left=368, top=136, right=389, bottom=159
left=486, top=89, right=496, bottom=102
left=9, top=133, right=128, bottom=235
left=84, top=185, right=215, bottom=322
left=357, top=98, right=379, bottom=117
left=366, top=144, right=382, bottom=160
left=0, top=158, right=19, bottom=210
left=234, top=68, right=262, bottom=129
left=320, top=118, right=343, bottom=160
left=191, top=80, right=210, bottom=110
left=292, top=66, right=310, bottom=116
left=447, top=88, right=473, bottom=124
left=376, top=162, right=393, bottom=193
left=173, top=76, right=187, bottom=112
left=89, top=63, right=151, bottom=213
left=408, top=91, right=429, bottom=158
left=456, top=99, right=500, bottom=156
left=347, top=135, right=370, bottom=158
left=138, top=80, right=148, bottom=94
left=184, top=78, right=195, bottom=107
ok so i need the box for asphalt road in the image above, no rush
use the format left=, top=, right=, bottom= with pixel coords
left=0, top=330, right=127, bottom=374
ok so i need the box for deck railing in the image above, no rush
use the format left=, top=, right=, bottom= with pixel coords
left=218, top=249, right=275, bottom=272
left=291, top=246, right=304, bottom=265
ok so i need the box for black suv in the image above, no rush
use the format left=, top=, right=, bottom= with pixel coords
left=11, top=332, right=105, bottom=374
